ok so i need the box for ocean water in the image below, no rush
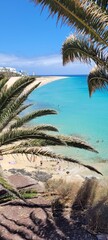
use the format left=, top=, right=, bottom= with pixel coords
left=29, top=75, right=108, bottom=172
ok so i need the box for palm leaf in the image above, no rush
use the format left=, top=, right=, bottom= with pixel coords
left=0, top=129, right=65, bottom=146
left=0, top=76, right=36, bottom=112
left=15, top=103, right=33, bottom=117
left=62, top=34, right=107, bottom=69
left=88, top=66, right=108, bottom=96
left=92, top=0, right=108, bottom=11
left=32, top=124, right=59, bottom=132
left=33, top=0, right=108, bottom=47
left=0, top=82, right=40, bottom=131
left=11, top=109, right=57, bottom=129
left=0, top=128, right=97, bottom=153
left=6, top=147, right=102, bottom=175
left=0, top=77, right=9, bottom=91
left=80, top=0, right=108, bottom=42
left=56, top=135, right=98, bottom=152
left=0, top=169, right=26, bottom=202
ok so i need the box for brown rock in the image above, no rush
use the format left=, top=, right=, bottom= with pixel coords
left=8, top=174, right=45, bottom=192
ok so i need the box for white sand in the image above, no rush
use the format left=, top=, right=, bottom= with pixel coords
left=6, top=76, right=67, bottom=89
left=1, top=152, right=102, bottom=182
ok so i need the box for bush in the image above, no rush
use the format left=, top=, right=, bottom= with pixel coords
left=45, top=179, right=80, bottom=204
left=87, top=199, right=108, bottom=233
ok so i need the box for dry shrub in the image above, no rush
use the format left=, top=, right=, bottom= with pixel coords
left=76, top=178, right=108, bottom=234
left=45, top=178, right=80, bottom=204
left=72, top=177, right=108, bottom=210
left=87, top=198, right=108, bottom=234
left=72, top=177, right=98, bottom=210
left=46, top=177, right=108, bottom=222
left=92, top=178, right=108, bottom=204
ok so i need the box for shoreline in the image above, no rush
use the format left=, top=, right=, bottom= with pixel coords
left=36, top=76, right=68, bottom=87
left=6, top=75, right=68, bottom=89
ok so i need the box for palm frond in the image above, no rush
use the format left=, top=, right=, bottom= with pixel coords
left=0, top=129, right=65, bottom=147
left=62, top=34, right=107, bottom=69
left=33, top=0, right=108, bottom=47
left=0, top=82, right=40, bottom=131
left=92, top=0, right=108, bottom=11
left=1, top=138, right=60, bottom=150
left=0, top=128, right=97, bottom=153
left=0, top=77, right=9, bottom=91
left=16, top=124, right=59, bottom=132
left=0, top=76, right=36, bottom=113
left=80, top=0, right=108, bottom=42
left=88, top=66, right=108, bottom=96
left=15, top=103, right=33, bottom=116
left=11, top=109, right=57, bottom=129
left=56, top=135, right=98, bottom=153
left=33, top=124, right=59, bottom=132
left=0, top=170, right=25, bottom=202
left=6, top=147, right=102, bottom=175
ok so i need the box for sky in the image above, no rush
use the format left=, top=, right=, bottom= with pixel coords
left=0, top=0, right=93, bottom=75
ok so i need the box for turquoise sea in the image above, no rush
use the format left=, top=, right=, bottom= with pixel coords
left=29, top=75, right=108, bottom=174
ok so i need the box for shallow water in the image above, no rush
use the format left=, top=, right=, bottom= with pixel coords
left=29, top=76, right=108, bottom=174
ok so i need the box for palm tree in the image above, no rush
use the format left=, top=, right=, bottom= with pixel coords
left=32, top=0, right=108, bottom=96
left=0, top=74, right=101, bottom=200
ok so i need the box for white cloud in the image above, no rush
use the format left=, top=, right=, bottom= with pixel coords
left=0, top=53, right=61, bottom=66
left=0, top=53, right=94, bottom=75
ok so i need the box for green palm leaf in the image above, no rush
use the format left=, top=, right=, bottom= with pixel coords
left=0, top=76, right=36, bottom=112
left=0, top=128, right=97, bottom=153
left=33, top=0, right=108, bottom=46
left=0, top=82, right=40, bottom=131
left=92, top=0, right=108, bottom=11
left=56, top=135, right=98, bottom=152
left=0, top=129, right=66, bottom=146
left=0, top=76, right=9, bottom=91
left=0, top=170, right=26, bottom=202
left=88, top=66, right=108, bottom=96
left=62, top=34, right=107, bottom=68
left=11, top=109, right=57, bottom=129
left=6, top=147, right=102, bottom=175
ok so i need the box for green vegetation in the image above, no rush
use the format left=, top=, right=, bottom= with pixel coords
left=0, top=188, right=37, bottom=204
left=33, top=0, right=108, bottom=96
left=20, top=189, right=37, bottom=199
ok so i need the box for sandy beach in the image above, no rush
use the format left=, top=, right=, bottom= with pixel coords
left=1, top=151, right=105, bottom=184
left=6, top=75, right=68, bottom=89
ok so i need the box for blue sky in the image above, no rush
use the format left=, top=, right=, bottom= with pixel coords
left=0, top=0, right=93, bottom=75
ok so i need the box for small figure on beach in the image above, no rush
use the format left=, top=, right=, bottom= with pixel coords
left=40, top=160, right=43, bottom=166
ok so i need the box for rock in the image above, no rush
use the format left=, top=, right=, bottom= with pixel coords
left=8, top=173, right=45, bottom=192
left=32, top=171, right=52, bottom=182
